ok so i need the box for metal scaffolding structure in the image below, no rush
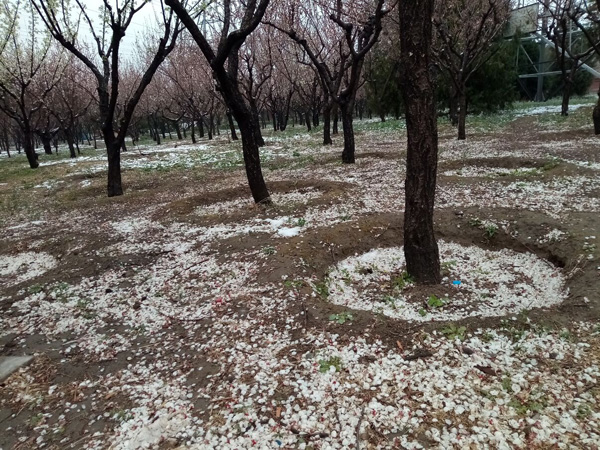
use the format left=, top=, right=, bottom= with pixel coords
left=508, top=1, right=600, bottom=101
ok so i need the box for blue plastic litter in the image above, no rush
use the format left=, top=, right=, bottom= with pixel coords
left=453, top=280, right=461, bottom=285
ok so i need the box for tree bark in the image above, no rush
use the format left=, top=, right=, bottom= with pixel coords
left=323, top=104, right=333, bottom=145
left=191, top=119, right=196, bottom=143
left=340, top=104, right=355, bottom=163
left=249, top=101, right=264, bottom=146
left=227, top=111, right=239, bottom=140
left=457, top=89, right=467, bottom=140
left=305, top=111, right=312, bottom=131
left=40, top=134, right=53, bottom=155
left=332, top=107, right=339, bottom=135
left=23, top=130, right=39, bottom=169
left=561, top=82, right=571, bottom=116
left=594, top=91, right=600, bottom=135
left=66, top=130, right=76, bottom=158
left=399, top=0, right=441, bottom=284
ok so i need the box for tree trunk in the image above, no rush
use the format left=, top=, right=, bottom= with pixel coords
left=457, top=89, right=467, bottom=140
left=305, top=111, right=312, bottom=131
left=313, top=109, right=319, bottom=127
left=561, top=82, right=571, bottom=116
left=175, top=122, right=182, bottom=139
left=66, top=131, right=76, bottom=158
left=449, top=86, right=459, bottom=126
left=323, top=104, right=333, bottom=145
left=198, top=119, right=204, bottom=138
left=191, top=119, right=196, bottom=143
left=399, top=0, right=441, bottom=285
left=23, top=130, right=39, bottom=169
left=249, top=101, right=264, bottom=146
left=227, top=111, right=239, bottom=140
left=40, top=135, right=53, bottom=155
left=103, top=129, right=123, bottom=197
left=333, top=107, right=339, bottom=134
left=594, top=92, right=600, bottom=135
left=340, top=104, right=355, bottom=164
left=207, top=117, right=213, bottom=140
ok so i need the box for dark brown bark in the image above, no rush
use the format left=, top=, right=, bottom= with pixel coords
left=323, top=104, right=332, bottom=145
left=340, top=104, right=355, bottom=163
left=23, top=132, right=39, bottom=169
left=399, top=0, right=441, bottom=284
left=333, top=107, right=339, bottom=135
left=457, top=90, right=467, bottom=140
left=561, top=82, right=571, bottom=116
left=305, top=111, right=312, bottom=131
left=102, top=130, right=123, bottom=197
left=40, top=134, right=53, bottom=155
left=66, top=131, right=76, bottom=158
left=227, top=111, right=239, bottom=140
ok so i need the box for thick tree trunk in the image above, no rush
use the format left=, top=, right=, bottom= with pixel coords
left=227, top=111, right=239, bottom=140
left=40, top=135, right=53, bottom=155
left=23, top=131, right=39, bottom=169
left=457, top=89, right=467, bottom=140
left=332, top=107, right=339, bottom=135
left=313, top=109, right=319, bottom=127
left=175, top=122, right=182, bottom=139
left=340, top=104, right=355, bottom=164
left=323, top=104, right=333, bottom=145
left=191, top=119, right=196, bottom=143
left=198, top=119, right=204, bottom=138
left=561, top=82, right=571, bottom=116
left=66, top=132, right=76, bottom=158
left=249, top=101, right=264, bottom=146
left=305, top=111, right=312, bottom=131
left=206, top=117, right=213, bottom=140
left=399, top=0, right=441, bottom=285
left=594, top=98, right=600, bottom=135
left=101, top=125, right=123, bottom=197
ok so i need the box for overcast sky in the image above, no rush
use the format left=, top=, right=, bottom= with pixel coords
left=77, top=0, right=167, bottom=57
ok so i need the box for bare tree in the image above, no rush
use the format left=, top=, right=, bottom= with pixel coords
left=433, top=0, right=510, bottom=140
left=543, top=0, right=598, bottom=116
left=0, top=0, right=61, bottom=169
left=267, top=0, right=390, bottom=162
left=164, top=0, right=272, bottom=204
left=562, top=0, right=600, bottom=131
left=32, top=0, right=181, bottom=196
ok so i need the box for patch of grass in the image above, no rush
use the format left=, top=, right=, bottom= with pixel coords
left=27, top=283, right=44, bottom=294
left=329, top=311, right=354, bottom=324
left=508, top=393, right=547, bottom=416
left=542, top=157, right=561, bottom=171
left=484, top=224, right=498, bottom=239
left=296, top=218, right=306, bottom=227
left=391, top=271, right=414, bottom=290
left=318, top=356, right=343, bottom=373
left=441, top=324, right=466, bottom=340
left=262, top=245, right=276, bottom=256
left=427, top=295, right=445, bottom=308
left=468, top=217, right=482, bottom=227
left=314, top=279, right=330, bottom=299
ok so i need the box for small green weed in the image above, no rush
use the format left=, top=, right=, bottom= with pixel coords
left=484, top=224, right=498, bottom=239
left=262, top=245, right=276, bottom=256
left=314, top=279, right=330, bottom=299
left=427, top=295, right=445, bottom=308
left=28, top=284, right=44, bottom=294
left=391, top=271, right=414, bottom=290
left=441, top=324, right=466, bottom=340
left=319, top=356, right=343, bottom=373
left=329, top=311, right=354, bottom=324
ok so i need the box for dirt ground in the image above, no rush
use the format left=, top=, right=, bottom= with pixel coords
left=1, top=104, right=600, bottom=449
